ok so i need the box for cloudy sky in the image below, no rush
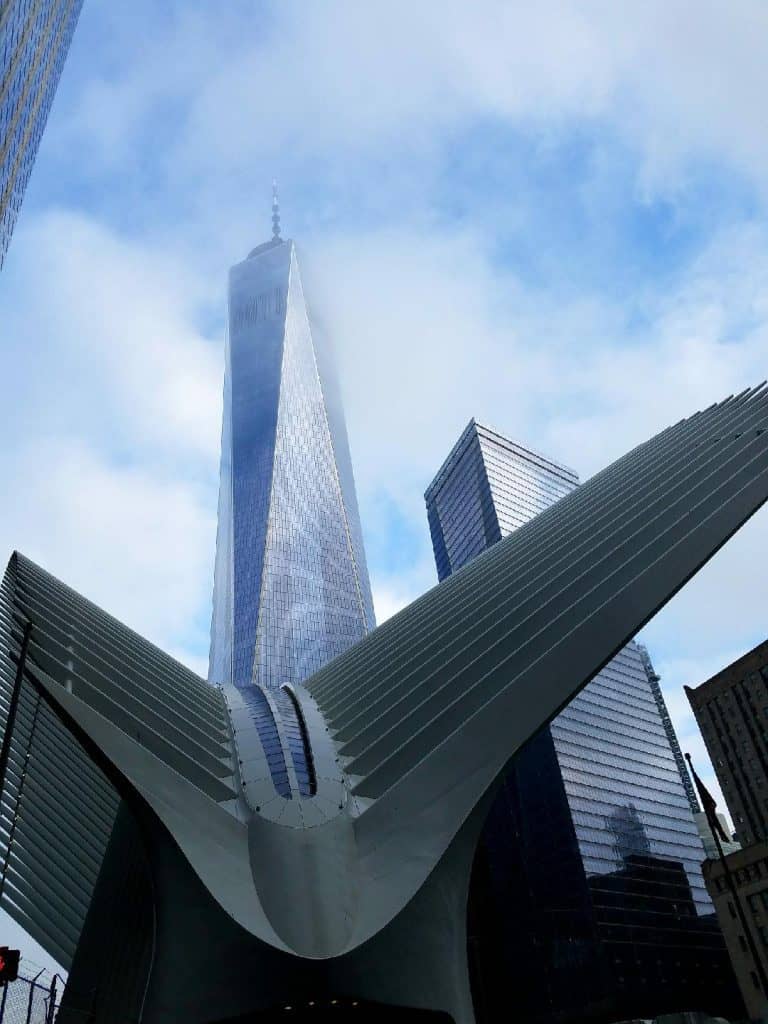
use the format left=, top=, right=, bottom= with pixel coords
left=2, top=0, right=768, bottom=973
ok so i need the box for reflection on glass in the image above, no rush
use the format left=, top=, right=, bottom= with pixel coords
left=426, top=421, right=738, bottom=1021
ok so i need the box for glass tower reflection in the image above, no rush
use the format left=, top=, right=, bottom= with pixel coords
left=425, top=420, right=740, bottom=1023
left=0, top=0, right=84, bottom=268
left=209, top=231, right=375, bottom=693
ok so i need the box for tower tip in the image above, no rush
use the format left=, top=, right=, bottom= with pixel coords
left=272, top=180, right=281, bottom=241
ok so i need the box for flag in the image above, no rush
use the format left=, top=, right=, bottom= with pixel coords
left=685, top=752, right=730, bottom=844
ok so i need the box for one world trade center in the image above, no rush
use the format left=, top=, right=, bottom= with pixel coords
left=209, top=190, right=375, bottom=692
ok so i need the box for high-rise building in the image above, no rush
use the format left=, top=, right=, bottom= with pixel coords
left=686, top=637, right=768, bottom=847
left=425, top=419, right=741, bottom=1023
left=209, top=203, right=375, bottom=691
left=701, top=843, right=768, bottom=1019
left=0, top=0, right=83, bottom=268
left=686, top=639, right=768, bottom=1017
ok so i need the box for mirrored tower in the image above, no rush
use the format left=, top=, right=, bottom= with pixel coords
left=0, top=0, right=84, bottom=268
left=425, top=420, right=739, bottom=1023
left=209, top=197, right=375, bottom=690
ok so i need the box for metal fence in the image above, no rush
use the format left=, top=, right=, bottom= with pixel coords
left=0, top=966, right=61, bottom=1024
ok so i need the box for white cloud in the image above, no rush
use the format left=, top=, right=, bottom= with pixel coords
left=51, top=1, right=768, bottom=200
left=0, top=210, right=223, bottom=465
left=307, top=217, right=768, bottom=803
left=0, top=210, right=221, bottom=666
left=0, top=437, right=216, bottom=654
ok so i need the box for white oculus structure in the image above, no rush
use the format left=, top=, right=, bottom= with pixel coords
left=1, top=388, right=768, bottom=1022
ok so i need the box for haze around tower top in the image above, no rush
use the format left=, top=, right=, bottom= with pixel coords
left=0, top=0, right=766, bottom=888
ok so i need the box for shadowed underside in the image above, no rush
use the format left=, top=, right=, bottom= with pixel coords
left=0, top=387, right=767, bottom=1022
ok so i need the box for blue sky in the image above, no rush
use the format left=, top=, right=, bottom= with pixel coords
left=2, top=0, right=768, bottom=973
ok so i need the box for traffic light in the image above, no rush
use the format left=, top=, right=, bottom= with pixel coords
left=0, top=947, right=20, bottom=983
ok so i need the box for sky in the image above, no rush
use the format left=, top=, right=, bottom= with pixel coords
left=1, top=0, right=768, bottom=974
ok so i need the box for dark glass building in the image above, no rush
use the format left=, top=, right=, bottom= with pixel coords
left=0, top=0, right=83, bottom=267
left=209, top=214, right=375, bottom=692
left=425, top=419, right=742, bottom=1023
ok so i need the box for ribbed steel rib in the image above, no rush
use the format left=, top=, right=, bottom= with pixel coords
left=8, top=554, right=236, bottom=801
left=0, top=557, right=119, bottom=968
left=306, top=388, right=768, bottom=802
left=0, top=552, right=238, bottom=969
left=309, top=394, right=741, bottom=717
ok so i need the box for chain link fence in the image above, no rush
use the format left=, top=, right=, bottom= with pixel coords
left=0, top=963, right=62, bottom=1024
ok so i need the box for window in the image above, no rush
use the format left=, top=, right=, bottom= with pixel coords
left=729, top=902, right=737, bottom=919
left=751, top=970, right=761, bottom=990
left=739, top=934, right=748, bottom=952
left=759, top=926, right=768, bottom=949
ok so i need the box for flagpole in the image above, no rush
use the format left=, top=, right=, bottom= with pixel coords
left=685, top=752, right=768, bottom=996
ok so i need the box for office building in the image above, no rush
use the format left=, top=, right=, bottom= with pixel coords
left=425, top=420, right=740, bottom=1023
left=0, top=0, right=84, bottom=267
left=702, top=842, right=768, bottom=1019
left=686, top=638, right=768, bottom=847
left=687, top=638, right=768, bottom=1017
left=209, top=206, right=375, bottom=690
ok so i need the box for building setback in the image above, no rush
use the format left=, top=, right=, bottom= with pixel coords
left=209, top=207, right=375, bottom=691
left=425, top=419, right=741, bottom=1024
left=0, top=0, right=83, bottom=267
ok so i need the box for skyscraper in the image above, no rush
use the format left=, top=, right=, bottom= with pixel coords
left=209, top=199, right=375, bottom=691
left=0, top=0, right=84, bottom=268
left=425, top=419, right=740, bottom=1023
left=687, top=637, right=768, bottom=846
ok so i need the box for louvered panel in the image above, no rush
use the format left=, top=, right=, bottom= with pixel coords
left=0, top=556, right=118, bottom=970
left=0, top=819, right=94, bottom=904
left=6, top=556, right=237, bottom=803
left=0, top=552, right=239, bottom=971
left=303, top=388, right=768, bottom=802
left=0, top=892, right=73, bottom=969
left=316, top=391, right=754, bottom=723
left=14, top=584, right=228, bottom=747
left=14, top=576, right=228, bottom=739
left=24, top=637, right=230, bottom=778
left=17, top=560, right=225, bottom=718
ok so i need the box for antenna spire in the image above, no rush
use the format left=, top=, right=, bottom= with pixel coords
left=271, top=180, right=281, bottom=241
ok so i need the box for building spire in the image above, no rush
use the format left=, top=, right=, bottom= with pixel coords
left=271, top=180, right=281, bottom=241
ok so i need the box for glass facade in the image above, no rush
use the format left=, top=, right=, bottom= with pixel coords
left=0, top=0, right=83, bottom=268
left=209, top=236, right=375, bottom=697
left=425, top=420, right=741, bottom=1023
